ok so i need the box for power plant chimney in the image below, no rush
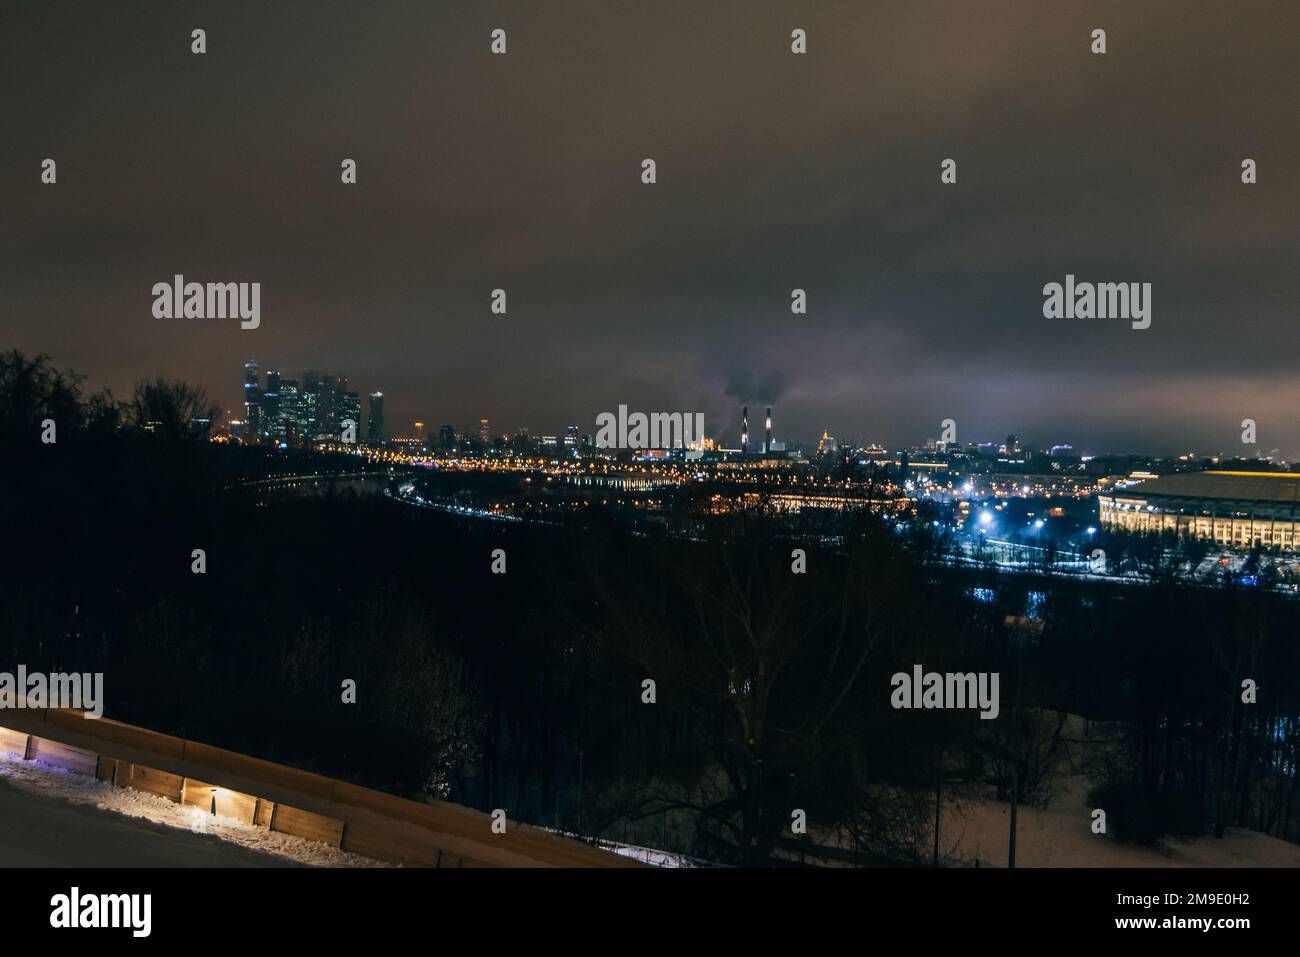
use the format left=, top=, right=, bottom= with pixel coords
left=764, top=407, right=772, bottom=455
left=741, top=405, right=749, bottom=453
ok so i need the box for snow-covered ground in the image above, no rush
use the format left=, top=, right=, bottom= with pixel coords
left=540, top=827, right=695, bottom=867
left=608, top=843, right=694, bottom=867
left=0, top=749, right=389, bottom=867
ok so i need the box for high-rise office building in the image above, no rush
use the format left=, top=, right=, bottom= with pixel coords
left=439, top=424, right=456, bottom=449
left=480, top=418, right=490, bottom=446
left=278, top=378, right=303, bottom=444
left=367, top=392, right=385, bottom=445
left=242, top=360, right=261, bottom=439
left=337, top=391, right=361, bottom=439
left=301, top=369, right=321, bottom=437
left=259, top=376, right=281, bottom=439
left=317, top=373, right=338, bottom=437
left=300, top=389, right=317, bottom=440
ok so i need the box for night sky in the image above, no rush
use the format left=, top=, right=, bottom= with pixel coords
left=3, top=1, right=1297, bottom=455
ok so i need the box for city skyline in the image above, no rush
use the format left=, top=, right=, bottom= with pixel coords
left=171, top=354, right=1293, bottom=461
left=4, top=2, right=1298, bottom=457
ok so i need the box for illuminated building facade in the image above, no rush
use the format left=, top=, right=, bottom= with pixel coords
left=1098, top=471, right=1300, bottom=550
left=336, top=391, right=361, bottom=437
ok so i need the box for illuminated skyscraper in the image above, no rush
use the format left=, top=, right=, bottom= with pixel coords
left=368, top=392, right=385, bottom=444
left=260, top=370, right=280, bottom=440
left=317, top=374, right=339, bottom=437
left=337, top=391, right=361, bottom=440
left=278, top=378, right=302, bottom=444
left=242, top=360, right=261, bottom=439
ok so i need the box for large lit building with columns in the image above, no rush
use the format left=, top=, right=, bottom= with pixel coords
left=1098, top=471, right=1300, bottom=550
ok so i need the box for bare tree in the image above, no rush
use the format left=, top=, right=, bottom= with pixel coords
left=0, top=349, right=84, bottom=443
left=592, top=506, right=929, bottom=865
left=128, top=376, right=220, bottom=441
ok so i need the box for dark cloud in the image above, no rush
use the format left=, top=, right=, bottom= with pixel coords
left=1, top=1, right=1297, bottom=454
left=725, top=369, right=787, bottom=407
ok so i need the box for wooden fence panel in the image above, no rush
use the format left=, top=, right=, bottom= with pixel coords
left=46, top=711, right=186, bottom=760
left=125, top=763, right=184, bottom=802
left=0, top=726, right=29, bottom=758
left=180, top=778, right=258, bottom=824
left=271, top=803, right=345, bottom=847
left=28, top=736, right=98, bottom=776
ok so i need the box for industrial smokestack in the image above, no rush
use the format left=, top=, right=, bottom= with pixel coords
left=764, top=407, right=772, bottom=454
left=741, top=405, right=749, bottom=453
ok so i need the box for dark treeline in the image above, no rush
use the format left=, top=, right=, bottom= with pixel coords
left=2, top=351, right=1299, bottom=864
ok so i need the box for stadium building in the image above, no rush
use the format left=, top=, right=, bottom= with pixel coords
left=1098, top=471, right=1300, bottom=550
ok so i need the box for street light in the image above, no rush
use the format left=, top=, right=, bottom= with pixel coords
left=1003, top=615, right=1044, bottom=868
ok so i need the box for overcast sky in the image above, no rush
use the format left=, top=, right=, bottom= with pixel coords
left=3, top=1, right=1297, bottom=455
